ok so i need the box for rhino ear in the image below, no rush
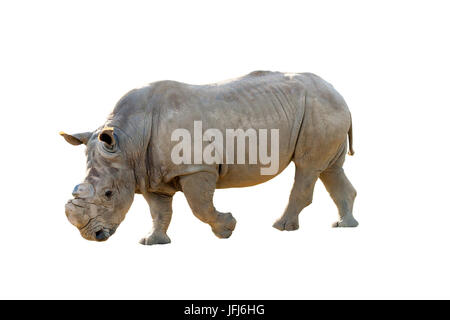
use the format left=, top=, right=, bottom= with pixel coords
left=60, top=131, right=92, bottom=146
left=98, top=127, right=116, bottom=150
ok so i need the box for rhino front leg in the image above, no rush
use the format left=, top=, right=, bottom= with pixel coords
left=179, top=172, right=236, bottom=239
left=139, top=192, right=173, bottom=245
left=273, top=167, right=319, bottom=231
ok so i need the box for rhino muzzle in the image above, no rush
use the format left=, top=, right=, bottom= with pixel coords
left=65, top=192, right=118, bottom=242
left=65, top=199, right=90, bottom=229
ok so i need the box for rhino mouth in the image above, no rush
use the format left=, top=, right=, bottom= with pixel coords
left=94, top=228, right=116, bottom=241
left=80, top=222, right=117, bottom=242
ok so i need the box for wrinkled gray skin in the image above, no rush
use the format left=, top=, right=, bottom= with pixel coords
left=62, top=71, right=358, bottom=245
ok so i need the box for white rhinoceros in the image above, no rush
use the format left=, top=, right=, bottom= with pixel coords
left=61, top=71, right=357, bottom=245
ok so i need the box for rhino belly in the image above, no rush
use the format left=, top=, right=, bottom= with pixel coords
left=214, top=122, right=296, bottom=188
left=216, top=161, right=292, bottom=188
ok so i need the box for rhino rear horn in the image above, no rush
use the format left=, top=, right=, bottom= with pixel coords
left=60, top=131, right=92, bottom=145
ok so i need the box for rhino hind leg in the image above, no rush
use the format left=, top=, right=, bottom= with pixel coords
left=319, top=144, right=358, bottom=228
left=320, top=167, right=358, bottom=228
left=139, top=192, right=173, bottom=245
left=273, top=167, right=320, bottom=231
left=180, top=172, right=236, bottom=239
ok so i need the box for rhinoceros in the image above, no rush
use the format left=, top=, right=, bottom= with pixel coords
left=61, top=71, right=358, bottom=245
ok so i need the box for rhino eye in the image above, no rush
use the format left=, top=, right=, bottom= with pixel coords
left=105, top=190, right=113, bottom=199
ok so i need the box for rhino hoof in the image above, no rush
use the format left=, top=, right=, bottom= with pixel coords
left=332, top=217, right=359, bottom=228
left=139, top=231, right=171, bottom=245
left=272, top=218, right=299, bottom=231
left=211, top=213, right=236, bottom=239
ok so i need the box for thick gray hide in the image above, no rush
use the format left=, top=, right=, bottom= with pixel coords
left=62, top=71, right=358, bottom=245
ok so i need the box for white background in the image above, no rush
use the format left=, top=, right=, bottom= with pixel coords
left=0, top=0, right=449, bottom=299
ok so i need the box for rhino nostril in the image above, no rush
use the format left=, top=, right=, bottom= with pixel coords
left=95, top=230, right=110, bottom=241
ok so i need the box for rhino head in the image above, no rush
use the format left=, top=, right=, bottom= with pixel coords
left=61, top=127, right=135, bottom=241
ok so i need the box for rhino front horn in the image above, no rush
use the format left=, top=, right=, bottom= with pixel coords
left=72, top=183, right=94, bottom=199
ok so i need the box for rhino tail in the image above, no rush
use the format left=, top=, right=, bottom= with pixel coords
left=347, top=116, right=355, bottom=156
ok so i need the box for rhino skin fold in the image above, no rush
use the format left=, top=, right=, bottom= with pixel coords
left=61, top=71, right=358, bottom=245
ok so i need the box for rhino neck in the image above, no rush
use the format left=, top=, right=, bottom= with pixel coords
left=104, top=118, right=152, bottom=195
left=104, top=98, right=154, bottom=195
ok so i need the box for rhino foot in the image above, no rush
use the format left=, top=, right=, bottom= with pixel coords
left=139, top=231, right=171, bottom=245
left=211, top=212, right=236, bottom=239
left=332, top=216, right=359, bottom=228
left=272, top=217, right=299, bottom=231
